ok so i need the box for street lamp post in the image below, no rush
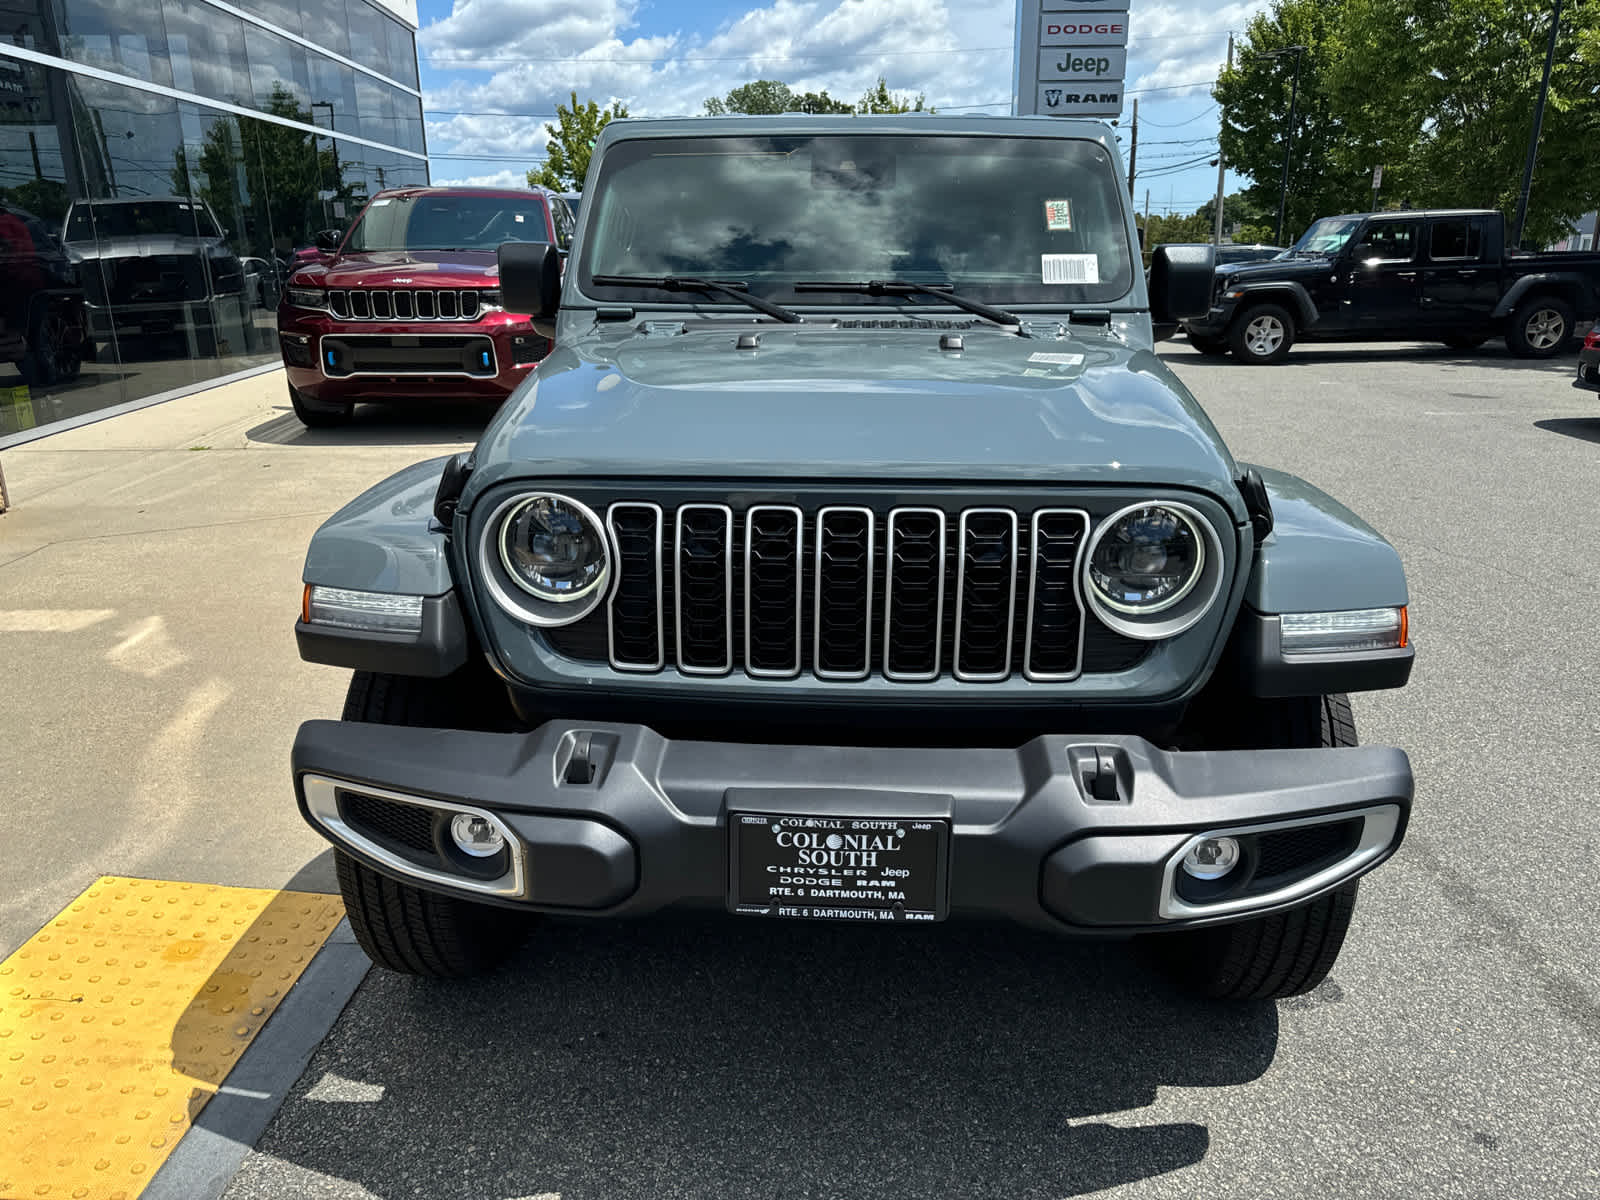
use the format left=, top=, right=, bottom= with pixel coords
left=1512, top=0, right=1563, bottom=249
left=1249, top=45, right=1307, bottom=246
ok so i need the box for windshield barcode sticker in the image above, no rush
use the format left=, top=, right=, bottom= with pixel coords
left=1042, top=254, right=1099, bottom=285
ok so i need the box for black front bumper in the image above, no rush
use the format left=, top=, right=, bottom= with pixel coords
left=1576, top=347, right=1600, bottom=391
left=293, top=719, right=1413, bottom=934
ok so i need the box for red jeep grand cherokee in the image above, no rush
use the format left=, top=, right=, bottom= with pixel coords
left=277, top=187, right=571, bottom=428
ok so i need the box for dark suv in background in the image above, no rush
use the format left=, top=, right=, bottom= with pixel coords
left=276, top=187, right=571, bottom=428
left=0, top=200, right=90, bottom=387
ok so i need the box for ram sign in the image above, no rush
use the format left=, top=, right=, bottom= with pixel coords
left=1014, top=0, right=1130, bottom=118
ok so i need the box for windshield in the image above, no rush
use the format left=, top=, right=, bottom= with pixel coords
left=64, top=200, right=220, bottom=241
left=344, top=194, right=552, bottom=252
left=1292, top=218, right=1362, bottom=256
left=578, top=134, right=1135, bottom=306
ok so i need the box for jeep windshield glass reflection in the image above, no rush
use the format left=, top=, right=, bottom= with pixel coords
left=1290, top=217, right=1362, bottom=257
left=344, top=195, right=552, bottom=252
left=578, top=134, right=1135, bottom=306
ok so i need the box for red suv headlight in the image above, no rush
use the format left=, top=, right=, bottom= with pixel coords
left=1585, top=329, right=1600, bottom=350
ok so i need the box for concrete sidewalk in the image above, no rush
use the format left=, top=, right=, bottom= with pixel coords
left=0, top=370, right=485, bottom=955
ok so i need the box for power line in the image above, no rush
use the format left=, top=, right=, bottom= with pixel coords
left=1137, top=104, right=1220, bottom=128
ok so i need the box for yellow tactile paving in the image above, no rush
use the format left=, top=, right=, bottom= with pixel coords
left=0, top=877, right=343, bottom=1200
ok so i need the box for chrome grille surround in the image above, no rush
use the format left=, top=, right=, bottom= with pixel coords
left=325, top=288, right=487, bottom=321
left=883, top=508, right=947, bottom=682
left=1024, top=508, right=1091, bottom=681
left=813, top=506, right=876, bottom=681
left=744, top=505, right=805, bottom=679
left=606, top=502, right=664, bottom=673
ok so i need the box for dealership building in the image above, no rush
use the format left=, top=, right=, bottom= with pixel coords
left=0, top=0, right=428, bottom=438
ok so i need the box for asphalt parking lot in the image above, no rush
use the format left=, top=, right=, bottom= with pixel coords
left=4, top=341, right=1599, bottom=1198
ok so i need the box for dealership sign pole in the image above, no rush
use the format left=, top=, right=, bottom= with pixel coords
left=1014, top=0, right=1131, bottom=119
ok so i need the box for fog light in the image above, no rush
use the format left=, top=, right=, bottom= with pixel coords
left=449, top=813, right=505, bottom=857
left=1182, top=836, right=1240, bottom=880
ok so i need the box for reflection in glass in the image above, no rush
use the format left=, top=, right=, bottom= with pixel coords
left=243, top=23, right=311, bottom=113
left=57, top=0, right=174, bottom=87
left=385, top=18, right=419, bottom=90
left=345, top=0, right=386, bottom=74
left=161, top=0, right=252, bottom=107
left=243, top=0, right=305, bottom=39
left=300, top=0, right=351, bottom=58
left=345, top=193, right=554, bottom=252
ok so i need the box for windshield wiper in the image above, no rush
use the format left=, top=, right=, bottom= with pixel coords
left=590, top=274, right=802, bottom=323
left=792, top=279, right=1024, bottom=332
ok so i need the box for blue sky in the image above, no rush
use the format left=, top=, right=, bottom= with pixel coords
left=414, top=0, right=1268, bottom=224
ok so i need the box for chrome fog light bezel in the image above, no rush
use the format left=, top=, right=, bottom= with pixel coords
left=301, top=774, right=526, bottom=898
left=1158, top=805, right=1402, bottom=921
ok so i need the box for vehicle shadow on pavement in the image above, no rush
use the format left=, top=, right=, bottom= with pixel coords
left=245, top=403, right=495, bottom=448
left=242, top=913, right=1279, bottom=1199
left=1535, top=417, right=1600, bottom=444
left=1160, top=344, right=1577, bottom=374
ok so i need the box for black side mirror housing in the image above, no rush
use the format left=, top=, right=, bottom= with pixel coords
left=314, top=228, right=343, bottom=252
left=1148, top=242, right=1216, bottom=341
left=499, top=241, right=562, bottom=338
left=1348, top=242, right=1374, bottom=263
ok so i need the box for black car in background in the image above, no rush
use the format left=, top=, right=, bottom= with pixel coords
left=0, top=200, right=90, bottom=387
left=1183, top=208, right=1600, bottom=363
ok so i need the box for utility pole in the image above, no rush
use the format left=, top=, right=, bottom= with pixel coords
left=1512, top=0, right=1563, bottom=250
left=1212, top=33, right=1232, bottom=246
left=1275, top=46, right=1304, bottom=246
left=1127, top=98, right=1138, bottom=198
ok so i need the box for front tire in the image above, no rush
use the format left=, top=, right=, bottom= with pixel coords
left=1506, top=295, right=1574, bottom=358
left=336, top=670, right=532, bottom=977
left=289, top=382, right=352, bottom=429
left=1229, top=302, right=1296, bottom=364
left=1152, top=694, right=1363, bottom=1000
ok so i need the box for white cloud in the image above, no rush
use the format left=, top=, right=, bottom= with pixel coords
left=428, top=168, right=531, bottom=188
left=418, top=0, right=1270, bottom=177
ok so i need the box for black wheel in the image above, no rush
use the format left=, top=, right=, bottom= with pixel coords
left=1440, top=334, right=1488, bottom=351
left=1506, top=295, right=1574, bottom=358
left=1228, top=302, right=1296, bottom=364
left=1151, top=694, right=1364, bottom=1001
left=1188, top=332, right=1230, bottom=357
left=19, top=307, right=80, bottom=386
left=336, top=670, right=532, bottom=977
left=289, top=382, right=352, bottom=429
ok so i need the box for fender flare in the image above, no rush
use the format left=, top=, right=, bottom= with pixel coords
left=1493, top=272, right=1586, bottom=320
left=1224, top=282, right=1320, bottom=329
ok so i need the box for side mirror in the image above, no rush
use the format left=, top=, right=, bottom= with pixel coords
left=499, top=241, right=561, bottom=337
left=314, top=228, right=343, bottom=252
left=1148, top=242, right=1216, bottom=340
left=1348, top=242, right=1374, bottom=263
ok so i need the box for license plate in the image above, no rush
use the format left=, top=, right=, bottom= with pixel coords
left=729, top=812, right=949, bottom=922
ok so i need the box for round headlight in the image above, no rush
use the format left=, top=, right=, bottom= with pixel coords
left=1087, top=505, right=1204, bottom=614
left=498, top=494, right=609, bottom=602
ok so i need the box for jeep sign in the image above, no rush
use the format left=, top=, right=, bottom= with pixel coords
left=1014, top=1, right=1130, bottom=118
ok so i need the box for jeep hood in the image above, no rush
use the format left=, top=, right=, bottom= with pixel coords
left=306, top=249, right=501, bottom=289
left=64, top=234, right=224, bottom=259
left=467, top=325, right=1244, bottom=514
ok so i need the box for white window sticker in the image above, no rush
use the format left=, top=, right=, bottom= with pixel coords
left=514, top=213, right=524, bottom=222
left=1028, top=351, right=1085, bottom=366
left=1044, top=199, right=1073, bottom=231
left=370, top=198, right=392, bottom=206
left=1042, top=254, right=1099, bottom=285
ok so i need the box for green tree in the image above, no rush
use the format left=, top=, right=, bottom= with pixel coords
left=528, top=92, right=628, bottom=192
left=1213, top=0, right=1363, bottom=244
left=855, top=76, right=930, bottom=114
left=1326, top=0, right=1600, bottom=247
left=704, top=80, right=797, bottom=115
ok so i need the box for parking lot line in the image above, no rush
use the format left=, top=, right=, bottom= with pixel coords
left=0, top=877, right=343, bottom=1200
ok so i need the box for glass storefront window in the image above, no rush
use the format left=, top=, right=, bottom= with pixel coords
left=345, top=0, right=385, bottom=76
left=308, top=53, right=361, bottom=139
left=160, top=0, right=252, bottom=108
left=57, top=0, right=175, bottom=88
left=300, top=0, right=351, bottom=59
left=241, top=0, right=304, bottom=40
left=243, top=22, right=311, bottom=114
left=385, top=18, right=418, bottom=90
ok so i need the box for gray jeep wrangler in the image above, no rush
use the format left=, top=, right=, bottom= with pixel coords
left=292, top=116, right=1414, bottom=1001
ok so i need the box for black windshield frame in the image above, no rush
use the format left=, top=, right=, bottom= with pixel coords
left=576, top=133, right=1136, bottom=310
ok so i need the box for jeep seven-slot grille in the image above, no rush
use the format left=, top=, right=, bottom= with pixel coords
left=326, top=288, right=489, bottom=321
left=574, top=503, right=1124, bottom=681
